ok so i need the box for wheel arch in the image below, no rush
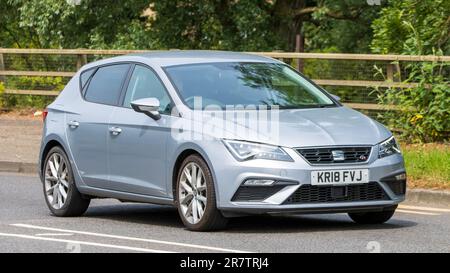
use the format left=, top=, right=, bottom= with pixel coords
left=170, top=145, right=220, bottom=205
left=39, top=135, right=72, bottom=181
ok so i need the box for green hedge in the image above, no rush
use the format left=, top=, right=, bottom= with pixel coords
left=0, top=76, right=63, bottom=109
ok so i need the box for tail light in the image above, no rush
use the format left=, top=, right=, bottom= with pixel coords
left=42, top=109, right=48, bottom=122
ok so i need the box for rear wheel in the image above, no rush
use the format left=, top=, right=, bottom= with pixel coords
left=176, top=154, right=228, bottom=231
left=348, top=206, right=397, bottom=224
left=43, top=146, right=90, bottom=217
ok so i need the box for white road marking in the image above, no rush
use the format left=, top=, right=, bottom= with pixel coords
left=12, top=223, right=250, bottom=253
left=35, top=233, right=74, bottom=236
left=396, top=209, right=439, bottom=216
left=0, top=232, right=173, bottom=253
left=399, top=205, right=450, bottom=213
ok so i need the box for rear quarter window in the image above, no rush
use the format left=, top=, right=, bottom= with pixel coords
left=80, top=68, right=96, bottom=90
left=84, top=64, right=130, bottom=105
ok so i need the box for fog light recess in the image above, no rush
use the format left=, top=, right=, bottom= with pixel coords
left=395, top=173, right=407, bottom=181
left=243, top=179, right=276, bottom=186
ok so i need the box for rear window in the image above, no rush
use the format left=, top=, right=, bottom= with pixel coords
left=84, top=64, right=130, bottom=105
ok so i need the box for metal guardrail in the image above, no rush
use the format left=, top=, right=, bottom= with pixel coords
left=0, top=48, right=449, bottom=110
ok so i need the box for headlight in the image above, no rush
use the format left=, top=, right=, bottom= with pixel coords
left=378, top=136, right=401, bottom=158
left=223, top=140, right=293, bottom=162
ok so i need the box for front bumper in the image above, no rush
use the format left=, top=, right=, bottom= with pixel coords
left=205, top=142, right=406, bottom=215
left=221, top=202, right=399, bottom=217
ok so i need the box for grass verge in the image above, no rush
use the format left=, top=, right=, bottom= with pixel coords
left=402, top=143, right=450, bottom=190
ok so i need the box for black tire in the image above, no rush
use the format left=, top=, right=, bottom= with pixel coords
left=348, top=206, right=397, bottom=224
left=175, top=154, right=228, bottom=231
left=42, top=146, right=90, bottom=217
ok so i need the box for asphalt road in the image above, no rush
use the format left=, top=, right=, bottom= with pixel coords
left=0, top=172, right=449, bottom=253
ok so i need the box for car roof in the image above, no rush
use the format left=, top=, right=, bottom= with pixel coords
left=81, top=50, right=281, bottom=70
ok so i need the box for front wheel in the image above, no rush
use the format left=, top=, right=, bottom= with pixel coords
left=176, top=154, right=228, bottom=231
left=43, top=146, right=90, bottom=217
left=348, top=206, right=397, bottom=224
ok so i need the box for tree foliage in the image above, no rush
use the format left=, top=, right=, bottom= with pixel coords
left=3, top=0, right=153, bottom=49
left=1, top=0, right=381, bottom=52
left=148, top=0, right=277, bottom=51
left=375, top=60, right=449, bottom=143
left=1, top=0, right=448, bottom=53
left=369, top=0, right=450, bottom=143
left=149, top=0, right=381, bottom=52
left=371, top=0, right=450, bottom=55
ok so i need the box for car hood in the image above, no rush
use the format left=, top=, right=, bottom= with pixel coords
left=190, top=106, right=391, bottom=148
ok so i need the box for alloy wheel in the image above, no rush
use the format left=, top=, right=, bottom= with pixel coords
left=44, top=153, right=69, bottom=210
left=178, top=162, right=207, bottom=224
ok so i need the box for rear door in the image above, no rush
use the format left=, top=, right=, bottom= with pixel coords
left=66, top=63, right=131, bottom=188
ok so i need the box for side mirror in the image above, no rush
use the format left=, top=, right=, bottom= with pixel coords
left=331, top=94, right=341, bottom=101
left=130, top=98, right=161, bottom=120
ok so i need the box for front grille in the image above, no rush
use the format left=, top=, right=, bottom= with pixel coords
left=232, top=186, right=285, bottom=202
left=297, top=146, right=371, bottom=164
left=284, top=182, right=388, bottom=204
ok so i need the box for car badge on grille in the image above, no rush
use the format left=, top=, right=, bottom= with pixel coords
left=331, top=150, right=345, bottom=161
left=359, top=155, right=367, bottom=161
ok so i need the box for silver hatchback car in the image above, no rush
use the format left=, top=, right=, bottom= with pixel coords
left=39, top=51, right=406, bottom=231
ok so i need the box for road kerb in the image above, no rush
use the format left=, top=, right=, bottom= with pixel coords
left=406, top=189, right=450, bottom=207
left=0, top=161, right=37, bottom=174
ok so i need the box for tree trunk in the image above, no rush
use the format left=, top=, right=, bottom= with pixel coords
left=272, top=0, right=307, bottom=51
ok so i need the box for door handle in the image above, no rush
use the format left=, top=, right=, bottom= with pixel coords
left=67, top=120, right=79, bottom=129
left=109, top=126, right=122, bottom=136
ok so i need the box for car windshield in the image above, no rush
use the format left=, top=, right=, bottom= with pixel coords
left=164, top=62, right=336, bottom=110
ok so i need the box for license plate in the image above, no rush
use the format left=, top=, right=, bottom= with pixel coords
left=311, top=169, right=369, bottom=186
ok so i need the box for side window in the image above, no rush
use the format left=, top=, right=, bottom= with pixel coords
left=84, top=64, right=130, bottom=105
left=80, top=68, right=96, bottom=90
left=123, top=65, right=172, bottom=114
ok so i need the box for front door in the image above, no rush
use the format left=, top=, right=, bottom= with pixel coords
left=107, top=64, right=174, bottom=197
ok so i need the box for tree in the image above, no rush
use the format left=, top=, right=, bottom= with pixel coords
left=270, top=0, right=382, bottom=52
left=303, top=1, right=384, bottom=53
left=0, top=0, right=40, bottom=48
left=149, top=0, right=381, bottom=52
left=371, top=0, right=450, bottom=55
left=5, top=0, right=154, bottom=49
left=371, top=0, right=450, bottom=143
left=1, top=0, right=383, bottom=53
left=147, top=0, right=277, bottom=51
